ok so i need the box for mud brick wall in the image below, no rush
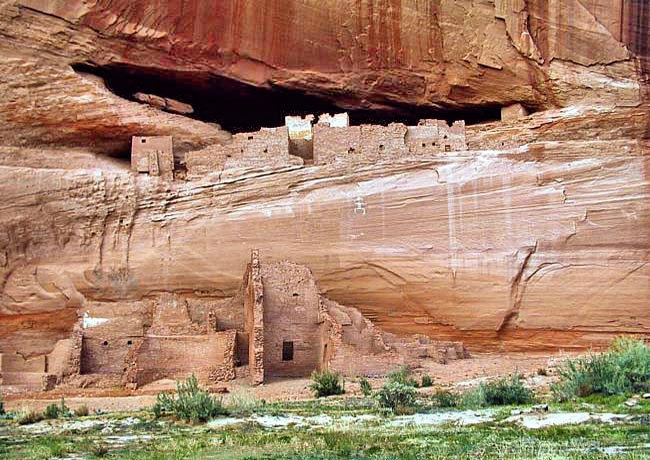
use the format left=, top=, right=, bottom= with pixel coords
left=359, top=123, right=410, bottom=160
left=81, top=337, right=134, bottom=374
left=313, top=124, right=361, bottom=165
left=186, top=127, right=301, bottom=178
left=244, top=250, right=265, bottom=384
left=79, top=300, right=150, bottom=374
left=131, top=136, right=174, bottom=180
left=1, top=353, right=46, bottom=373
left=261, top=261, right=323, bottom=378
left=133, top=331, right=236, bottom=386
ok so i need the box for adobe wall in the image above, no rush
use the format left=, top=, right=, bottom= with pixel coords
left=79, top=300, right=150, bottom=374
left=313, top=116, right=467, bottom=165
left=244, top=249, right=265, bottom=384
left=261, top=261, right=323, bottom=378
left=131, top=136, right=174, bottom=180
left=132, top=330, right=236, bottom=386
left=185, top=127, right=302, bottom=178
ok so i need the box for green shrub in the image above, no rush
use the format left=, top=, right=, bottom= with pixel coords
left=552, top=337, right=650, bottom=401
left=375, top=381, right=417, bottom=413
left=44, top=403, right=61, bottom=419
left=309, top=370, right=345, bottom=398
left=0, top=396, right=4, bottom=415
left=461, top=373, right=534, bottom=408
left=482, top=373, right=534, bottom=406
left=44, top=398, right=69, bottom=420
left=387, top=366, right=419, bottom=388
left=90, top=443, right=109, bottom=457
left=431, top=389, right=459, bottom=408
left=359, top=377, right=372, bottom=397
left=74, top=405, right=90, bottom=417
left=16, top=408, right=44, bottom=425
left=152, top=374, right=227, bottom=423
left=421, top=375, right=433, bottom=387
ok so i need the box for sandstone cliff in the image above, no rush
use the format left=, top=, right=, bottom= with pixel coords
left=0, top=1, right=648, bottom=359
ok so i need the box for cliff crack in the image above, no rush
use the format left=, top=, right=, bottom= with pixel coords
left=497, top=241, right=538, bottom=333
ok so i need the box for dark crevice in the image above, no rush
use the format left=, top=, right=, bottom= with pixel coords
left=72, top=63, right=503, bottom=134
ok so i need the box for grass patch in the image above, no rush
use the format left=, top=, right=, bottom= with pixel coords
left=552, top=337, right=650, bottom=401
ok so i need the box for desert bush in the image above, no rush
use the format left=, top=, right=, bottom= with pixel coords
left=152, top=374, right=227, bottom=423
left=90, top=443, right=109, bottom=457
left=387, top=366, right=419, bottom=388
left=16, top=408, right=44, bottom=425
left=74, top=405, right=90, bottom=417
left=552, top=337, right=650, bottom=401
left=431, top=389, right=459, bottom=408
left=359, top=377, right=372, bottom=397
left=375, top=381, right=417, bottom=413
left=421, top=375, right=433, bottom=387
left=461, top=373, right=534, bottom=408
left=309, top=370, right=345, bottom=398
left=44, top=397, right=70, bottom=420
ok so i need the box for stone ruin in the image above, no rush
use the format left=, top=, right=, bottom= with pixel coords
left=131, top=135, right=174, bottom=180
left=0, top=251, right=468, bottom=391
left=135, top=113, right=467, bottom=180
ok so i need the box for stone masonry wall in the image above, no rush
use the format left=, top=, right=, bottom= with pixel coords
left=261, top=261, right=323, bottom=378
left=133, top=331, right=236, bottom=386
left=244, top=249, right=265, bottom=385
left=185, top=127, right=302, bottom=178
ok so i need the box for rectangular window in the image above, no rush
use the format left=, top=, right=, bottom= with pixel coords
left=282, top=341, right=294, bottom=361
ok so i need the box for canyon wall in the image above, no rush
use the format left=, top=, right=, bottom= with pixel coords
left=0, top=0, right=648, bottom=360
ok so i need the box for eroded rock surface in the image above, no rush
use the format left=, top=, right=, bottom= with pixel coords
left=0, top=0, right=648, bottom=368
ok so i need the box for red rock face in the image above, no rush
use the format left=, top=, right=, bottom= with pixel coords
left=0, top=1, right=648, bottom=363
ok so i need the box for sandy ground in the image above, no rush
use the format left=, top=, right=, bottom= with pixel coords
left=2, top=351, right=581, bottom=413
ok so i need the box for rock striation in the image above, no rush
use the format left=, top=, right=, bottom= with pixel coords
left=0, top=0, right=648, bottom=384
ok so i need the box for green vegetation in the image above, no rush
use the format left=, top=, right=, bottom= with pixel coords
left=475, top=372, right=535, bottom=407
left=429, top=374, right=533, bottom=409
left=553, top=337, right=650, bottom=401
left=73, top=404, right=90, bottom=417
left=44, top=397, right=70, bottom=419
left=386, top=365, right=419, bottom=387
left=225, top=391, right=262, bottom=416
left=420, top=374, right=433, bottom=387
left=309, top=370, right=345, bottom=398
left=359, top=377, right=372, bottom=397
left=375, top=381, right=417, bottom=413
left=0, top=396, right=4, bottom=415
left=1, top=413, right=649, bottom=459
left=152, top=374, right=227, bottom=423
left=15, top=408, right=44, bottom=425
left=431, top=389, right=460, bottom=408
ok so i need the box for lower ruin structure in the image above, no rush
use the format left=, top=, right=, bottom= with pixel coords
left=0, top=251, right=467, bottom=391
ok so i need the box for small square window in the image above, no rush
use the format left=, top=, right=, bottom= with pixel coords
left=282, top=341, right=294, bottom=361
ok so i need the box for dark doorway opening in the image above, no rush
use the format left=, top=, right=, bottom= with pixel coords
left=282, top=341, right=294, bottom=361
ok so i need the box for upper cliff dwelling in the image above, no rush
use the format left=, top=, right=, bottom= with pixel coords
left=72, top=63, right=505, bottom=137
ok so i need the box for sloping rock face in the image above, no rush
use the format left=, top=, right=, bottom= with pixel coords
left=0, top=0, right=648, bottom=361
